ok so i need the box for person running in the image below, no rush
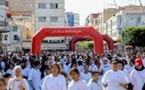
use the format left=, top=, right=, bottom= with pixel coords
left=68, top=68, right=89, bottom=90
left=7, top=66, right=29, bottom=90
left=101, top=58, right=128, bottom=90
left=42, top=63, right=67, bottom=90
left=0, top=78, right=6, bottom=90
left=130, top=58, right=145, bottom=90
left=87, top=71, right=103, bottom=90
left=118, top=61, right=133, bottom=90
left=28, top=61, right=41, bottom=90
left=2, top=73, right=11, bottom=88
left=81, top=64, right=92, bottom=83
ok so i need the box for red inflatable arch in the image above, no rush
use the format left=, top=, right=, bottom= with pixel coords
left=31, top=27, right=104, bottom=54
left=70, top=35, right=114, bottom=51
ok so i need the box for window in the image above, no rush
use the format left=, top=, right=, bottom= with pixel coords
left=50, top=17, right=58, bottom=22
left=38, top=17, right=46, bottom=22
left=0, top=0, right=5, bottom=5
left=4, top=35, right=8, bottom=40
left=110, top=20, right=112, bottom=30
left=95, top=19, right=98, bottom=25
left=50, top=3, right=58, bottom=9
left=0, top=21, right=5, bottom=27
left=38, top=3, right=46, bottom=9
left=14, top=35, right=18, bottom=40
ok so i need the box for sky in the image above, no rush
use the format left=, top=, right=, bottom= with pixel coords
left=65, top=0, right=145, bottom=26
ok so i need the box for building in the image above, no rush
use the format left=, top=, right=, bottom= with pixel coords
left=35, top=0, right=66, bottom=42
left=32, top=0, right=68, bottom=50
left=2, top=25, right=22, bottom=51
left=97, top=8, right=121, bottom=33
left=85, top=13, right=100, bottom=30
left=104, top=6, right=145, bottom=41
left=65, top=12, right=80, bottom=26
left=0, top=0, right=10, bottom=52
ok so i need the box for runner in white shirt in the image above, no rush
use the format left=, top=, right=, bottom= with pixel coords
left=128, top=59, right=135, bottom=74
left=102, top=58, right=128, bottom=90
left=100, top=57, right=111, bottom=75
left=68, top=68, right=89, bottom=90
left=118, top=61, right=133, bottom=90
left=130, top=58, right=145, bottom=90
left=88, top=59, right=98, bottom=72
left=42, top=63, right=67, bottom=90
left=81, top=64, right=92, bottom=83
left=7, top=66, right=29, bottom=90
left=6, top=63, right=14, bottom=77
left=87, top=71, right=103, bottom=90
left=28, top=61, right=41, bottom=90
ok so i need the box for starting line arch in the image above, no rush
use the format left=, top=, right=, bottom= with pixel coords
left=31, top=27, right=104, bottom=54
left=69, top=35, right=114, bottom=51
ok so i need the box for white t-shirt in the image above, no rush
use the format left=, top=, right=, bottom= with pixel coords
left=0, top=70, right=4, bottom=77
left=42, top=74, right=66, bottom=90
left=81, top=72, right=92, bottom=83
left=22, top=67, right=30, bottom=77
left=124, top=65, right=130, bottom=72
left=63, top=62, right=71, bottom=73
left=7, top=78, right=29, bottom=90
left=89, top=64, right=98, bottom=72
left=128, top=65, right=135, bottom=74
left=101, top=70, right=128, bottom=90
left=101, top=64, right=111, bottom=74
left=6, top=69, right=14, bottom=77
left=87, top=79, right=103, bottom=90
left=122, top=69, right=131, bottom=83
left=142, top=59, right=145, bottom=67
left=130, top=69, right=145, bottom=90
left=68, top=79, right=89, bottom=90
left=28, top=68, right=41, bottom=90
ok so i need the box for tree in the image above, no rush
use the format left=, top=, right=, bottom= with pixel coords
left=122, top=26, right=145, bottom=47
left=78, top=41, right=94, bottom=49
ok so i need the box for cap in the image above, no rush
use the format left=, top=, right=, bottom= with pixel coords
left=111, top=58, right=119, bottom=64
left=135, top=58, right=142, bottom=66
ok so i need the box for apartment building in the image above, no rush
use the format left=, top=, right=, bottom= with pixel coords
left=104, top=7, right=145, bottom=41
left=65, top=12, right=80, bottom=26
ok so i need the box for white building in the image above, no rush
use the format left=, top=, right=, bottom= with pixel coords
left=35, top=0, right=66, bottom=42
left=0, top=0, right=6, bottom=31
left=65, top=12, right=80, bottom=26
left=104, top=9, right=145, bottom=41
left=2, top=25, right=22, bottom=51
left=0, top=0, right=10, bottom=52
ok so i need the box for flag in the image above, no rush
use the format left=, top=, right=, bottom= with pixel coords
left=13, top=26, right=18, bottom=31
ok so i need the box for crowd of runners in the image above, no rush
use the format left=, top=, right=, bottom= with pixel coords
left=0, top=50, right=144, bottom=90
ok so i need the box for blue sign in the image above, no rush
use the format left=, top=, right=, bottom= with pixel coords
left=118, top=28, right=122, bottom=35
left=67, top=13, right=74, bottom=26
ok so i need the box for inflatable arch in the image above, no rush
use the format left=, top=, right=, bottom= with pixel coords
left=31, top=27, right=104, bottom=54
left=70, top=35, right=114, bottom=51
